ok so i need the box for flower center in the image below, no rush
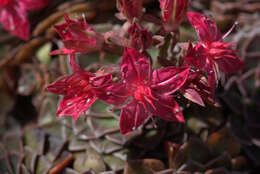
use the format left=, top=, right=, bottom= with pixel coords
left=0, top=0, right=12, bottom=7
left=132, top=84, right=158, bottom=110
left=133, top=85, right=150, bottom=101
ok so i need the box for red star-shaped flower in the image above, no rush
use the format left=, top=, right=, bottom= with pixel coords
left=187, top=12, right=244, bottom=74
left=107, top=48, right=190, bottom=134
left=185, top=12, right=244, bottom=93
left=46, top=70, right=117, bottom=120
left=0, top=0, right=48, bottom=40
left=51, top=15, right=105, bottom=70
left=51, top=15, right=104, bottom=55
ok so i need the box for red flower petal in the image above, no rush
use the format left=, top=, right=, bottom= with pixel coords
left=52, top=14, right=104, bottom=56
left=116, top=0, right=143, bottom=21
left=46, top=70, right=101, bottom=120
left=148, top=94, right=185, bottom=122
left=91, top=74, right=113, bottom=87
left=184, top=43, right=207, bottom=70
left=54, top=14, right=94, bottom=41
left=119, top=99, right=148, bottom=134
left=159, top=0, right=189, bottom=32
left=0, top=0, right=12, bottom=6
left=63, top=40, right=98, bottom=53
left=98, top=82, right=129, bottom=105
left=181, top=70, right=215, bottom=106
left=50, top=48, right=75, bottom=55
left=207, top=68, right=218, bottom=94
left=121, top=47, right=151, bottom=83
left=0, top=4, right=30, bottom=40
left=183, top=88, right=205, bottom=106
left=57, top=95, right=97, bottom=120
left=128, top=22, right=153, bottom=51
left=46, top=71, right=93, bottom=95
left=214, top=53, right=245, bottom=74
left=151, top=66, right=190, bottom=95
left=91, top=73, right=128, bottom=105
left=19, top=0, right=49, bottom=10
left=187, top=12, right=222, bottom=44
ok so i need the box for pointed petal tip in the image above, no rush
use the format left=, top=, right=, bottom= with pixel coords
left=64, top=14, right=70, bottom=22
left=120, top=128, right=132, bottom=135
left=183, top=89, right=206, bottom=107
left=72, top=114, right=79, bottom=120
left=45, top=83, right=57, bottom=93
left=177, top=116, right=185, bottom=123
left=56, top=111, right=80, bottom=120
left=45, top=85, right=52, bottom=92
left=49, top=50, right=57, bottom=55
left=186, top=11, right=199, bottom=19
left=174, top=110, right=185, bottom=123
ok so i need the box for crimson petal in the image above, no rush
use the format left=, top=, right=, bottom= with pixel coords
left=0, top=4, right=30, bottom=40
left=181, top=70, right=215, bottom=106
left=98, top=82, right=129, bottom=105
left=52, top=14, right=104, bottom=57
left=151, top=66, right=190, bottom=95
left=128, top=22, right=153, bottom=51
left=91, top=74, right=129, bottom=105
left=148, top=94, right=184, bottom=122
left=57, top=95, right=97, bottom=120
left=121, top=47, right=151, bottom=83
left=119, top=99, right=148, bottom=134
left=187, top=12, right=222, bottom=44
left=159, top=0, right=189, bottom=32
left=46, top=70, right=93, bottom=95
left=184, top=43, right=207, bottom=70
left=19, top=0, right=49, bottom=10
left=183, top=88, right=205, bottom=106
left=54, top=14, right=94, bottom=41
left=116, top=0, right=143, bottom=21
left=214, top=54, right=245, bottom=74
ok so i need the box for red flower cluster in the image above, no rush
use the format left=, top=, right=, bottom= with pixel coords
left=47, top=0, right=244, bottom=134
left=184, top=12, right=244, bottom=104
left=0, top=0, right=49, bottom=40
left=47, top=71, right=116, bottom=120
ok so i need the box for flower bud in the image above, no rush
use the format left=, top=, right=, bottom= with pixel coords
left=116, top=0, right=143, bottom=21
left=159, top=0, right=189, bottom=32
left=128, top=22, right=153, bottom=51
left=51, top=15, right=104, bottom=55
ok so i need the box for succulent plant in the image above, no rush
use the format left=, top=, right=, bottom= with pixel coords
left=0, top=0, right=259, bottom=174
